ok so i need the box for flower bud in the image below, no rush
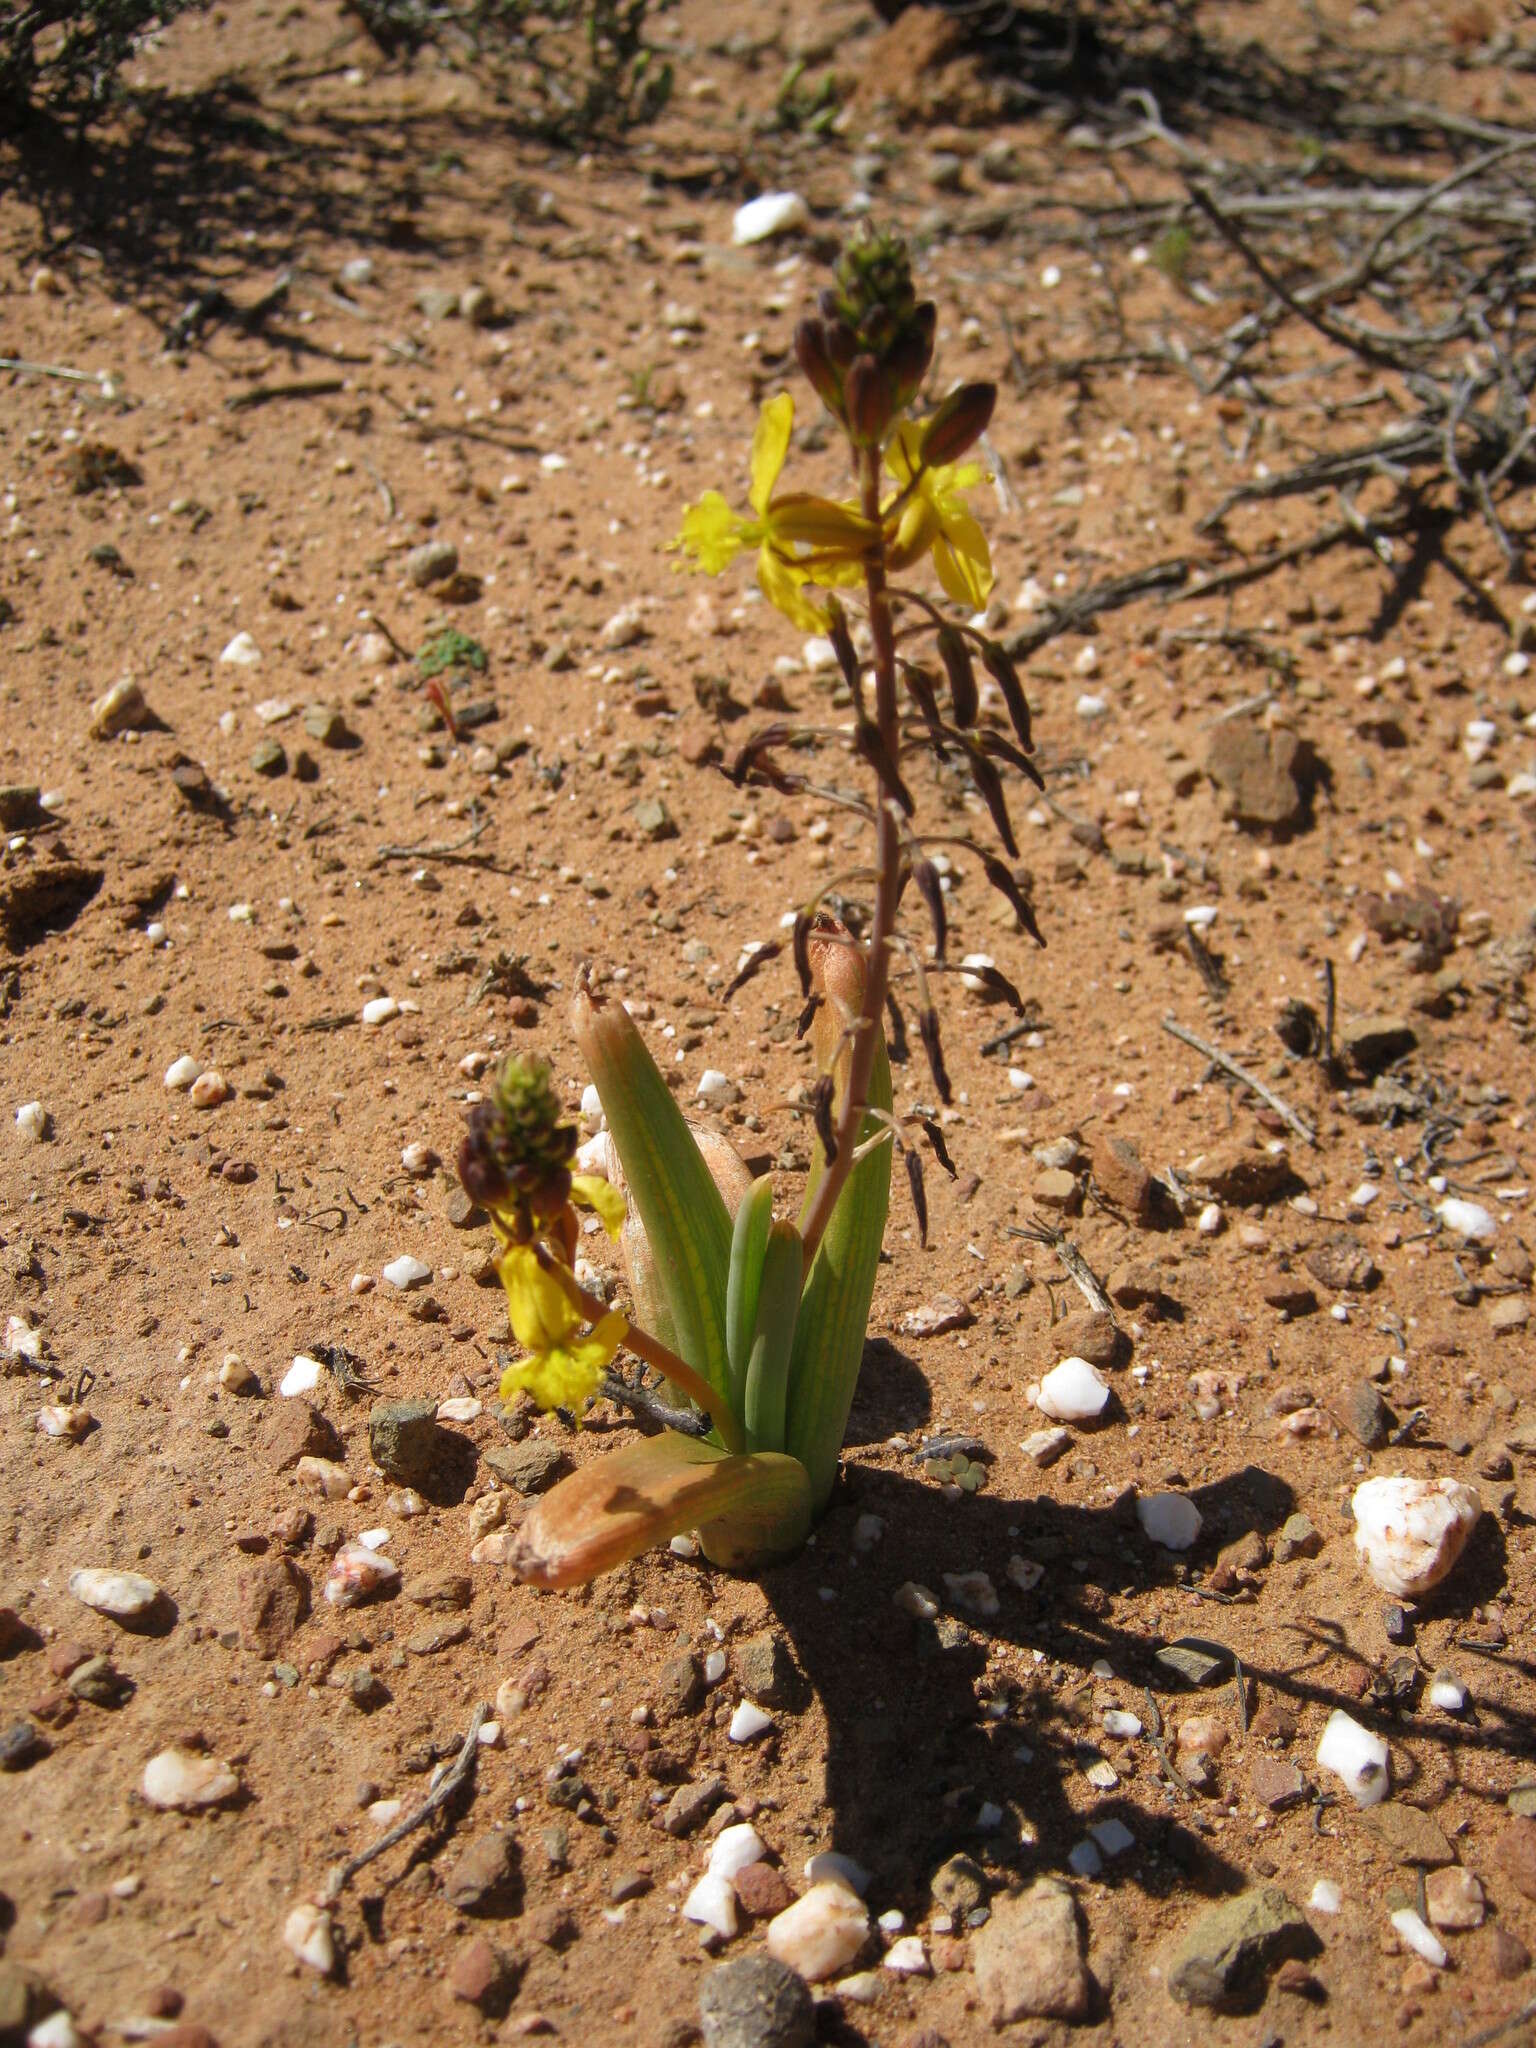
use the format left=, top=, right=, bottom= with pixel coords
left=920, top=382, right=996, bottom=468
left=888, top=301, right=936, bottom=406
left=794, top=317, right=846, bottom=421
left=845, top=352, right=894, bottom=447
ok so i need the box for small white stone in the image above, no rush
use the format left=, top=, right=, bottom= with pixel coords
left=803, top=636, right=837, bottom=673
left=1006, top=1554, right=1044, bottom=1593
left=1102, top=1709, right=1142, bottom=1739
left=1309, top=1878, right=1342, bottom=1914
left=27, top=2011, right=84, bottom=2048
left=280, top=1354, right=324, bottom=1397
left=1136, top=1492, right=1202, bottom=1550
left=361, top=995, right=399, bottom=1027
left=283, top=1902, right=335, bottom=1975
left=834, top=1971, right=882, bottom=2004
left=1021, top=1425, right=1072, bottom=1467
left=5, top=1315, right=42, bottom=1363
left=190, top=1070, right=228, bottom=1109
left=400, top=1140, right=437, bottom=1178
left=1352, top=1475, right=1480, bottom=1597
left=1075, top=693, right=1108, bottom=721
left=1316, top=1708, right=1389, bottom=1806
left=884, top=1935, right=930, bottom=1976
left=943, top=1570, right=999, bottom=1617
left=69, top=1567, right=161, bottom=1620
left=219, top=1354, right=258, bottom=1394
left=1090, top=1816, right=1136, bottom=1858
left=1427, top=1671, right=1468, bottom=1714
left=684, top=1871, right=738, bottom=1939
left=581, top=1083, right=603, bottom=1123
left=15, top=1101, right=49, bottom=1142
left=1085, top=1759, right=1119, bottom=1790
left=703, top=1647, right=728, bottom=1685
left=220, top=630, right=262, bottom=667
left=765, top=1882, right=870, bottom=1982
left=732, top=192, right=810, bottom=244
left=357, top=1527, right=391, bottom=1551
left=1436, top=1196, right=1496, bottom=1242
left=296, top=1457, right=350, bottom=1499
left=708, top=1823, right=766, bottom=1881
left=437, top=1395, right=481, bottom=1424
left=382, top=1254, right=432, bottom=1291
left=164, top=1055, right=200, bottom=1089
left=1391, top=1907, right=1447, bottom=1969
left=368, top=1797, right=404, bottom=1826
left=323, top=1542, right=401, bottom=1607
left=894, top=1581, right=938, bottom=1620
left=1036, top=1356, right=1110, bottom=1423
left=805, top=1851, right=870, bottom=1895
left=959, top=951, right=996, bottom=992
left=37, top=1403, right=92, bottom=1439
left=696, top=1069, right=739, bottom=1107
left=141, top=1747, right=239, bottom=1810
left=729, top=1699, right=774, bottom=1742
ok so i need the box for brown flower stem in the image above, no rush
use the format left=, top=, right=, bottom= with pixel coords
left=798, top=440, right=903, bottom=1275
left=535, top=1244, right=746, bottom=1453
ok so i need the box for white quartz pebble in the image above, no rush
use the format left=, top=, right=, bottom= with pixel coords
left=1391, top=1907, right=1447, bottom=1968
left=695, top=1069, right=738, bottom=1108
left=1102, top=1710, right=1142, bottom=1739
left=220, top=630, right=261, bottom=667
left=280, top=1354, right=324, bottom=1397
left=708, top=1823, right=766, bottom=1882
left=400, top=1141, right=437, bottom=1178
left=15, top=1101, right=48, bottom=1141
left=1309, top=1878, right=1341, bottom=1914
left=884, top=1935, right=930, bottom=1975
left=1036, top=1356, right=1110, bottom=1423
left=581, top=1083, right=603, bottom=1123
left=1352, top=1475, right=1481, bottom=1597
left=190, top=1070, right=228, bottom=1109
left=732, top=192, right=810, bottom=244
left=69, top=1567, right=161, bottom=1621
left=728, top=1699, right=774, bottom=1742
left=141, top=1747, right=239, bottom=1810
left=805, top=1850, right=870, bottom=1896
left=1436, top=1196, right=1496, bottom=1242
left=28, top=2012, right=84, bottom=2048
left=382, top=1254, right=432, bottom=1291
left=37, top=1403, right=92, bottom=1439
left=1136, top=1492, right=1202, bottom=1551
left=684, top=1871, right=738, bottom=1939
left=164, top=1056, right=199, bottom=1089
left=283, top=1902, right=335, bottom=1975
left=323, top=1542, right=400, bottom=1608
left=361, top=995, right=399, bottom=1026
left=1316, top=1708, right=1389, bottom=1806
left=1428, top=1671, right=1468, bottom=1713
left=766, top=1882, right=870, bottom=1981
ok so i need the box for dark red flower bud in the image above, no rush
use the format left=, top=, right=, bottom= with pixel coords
left=794, top=318, right=846, bottom=421
left=920, top=382, right=996, bottom=468
left=845, top=353, right=894, bottom=447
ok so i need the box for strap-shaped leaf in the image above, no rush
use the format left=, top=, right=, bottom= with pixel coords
left=743, top=1219, right=804, bottom=1454
left=786, top=1032, right=892, bottom=1511
left=510, top=1434, right=811, bottom=1588
left=574, top=983, right=734, bottom=1406
left=725, top=1174, right=775, bottom=1411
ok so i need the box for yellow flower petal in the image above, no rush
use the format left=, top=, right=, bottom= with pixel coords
left=757, top=543, right=828, bottom=632
left=764, top=492, right=876, bottom=554
left=675, top=491, right=753, bottom=574
left=931, top=506, right=993, bottom=608
left=498, top=1243, right=582, bottom=1352
left=570, top=1172, right=626, bottom=1240
left=748, top=393, right=794, bottom=518
left=498, top=1310, right=628, bottom=1415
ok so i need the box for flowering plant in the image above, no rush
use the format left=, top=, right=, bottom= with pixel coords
left=464, top=225, right=1042, bottom=1589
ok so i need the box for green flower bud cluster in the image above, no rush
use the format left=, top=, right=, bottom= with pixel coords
left=458, top=1054, right=577, bottom=1233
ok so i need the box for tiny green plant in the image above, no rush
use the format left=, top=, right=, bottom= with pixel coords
left=463, top=223, right=1043, bottom=1590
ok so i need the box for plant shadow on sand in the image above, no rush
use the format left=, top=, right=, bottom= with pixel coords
left=742, top=1454, right=1526, bottom=1940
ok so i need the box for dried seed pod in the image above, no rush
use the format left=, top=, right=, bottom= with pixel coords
left=900, top=661, right=949, bottom=753
left=965, top=959, right=1028, bottom=1013
left=980, top=855, right=1046, bottom=948
left=977, top=727, right=1045, bottom=789
left=917, top=1005, right=952, bottom=1104
left=722, top=939, right=781, bottom=1000
left=978, top=638, right=1034, bottom=754
left=911, top=856, right=948, bottom=960
left=810, top=1072, right=838, bottom=1166
left=856, top=719, right=915, bottom=815
left=966, top=744, right=1019, bottom=857
left=825, top=598, right=865, bottom=716
left=920, top=1116, right=958, bottom=1178
left=905, top=1148, right=929, bottom=1249
left=792, top=910, right=814, bottom=999
left=936, top=624, right=978, bottom=729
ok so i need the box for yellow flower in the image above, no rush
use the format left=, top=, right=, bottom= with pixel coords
left=673, top=393, right=874, bottom=630
left=882, top=420, right=994, bottom=610
left=496, top=1243, right=628, bottom=1414
left=570, top=1172, right=625, bottom=1240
